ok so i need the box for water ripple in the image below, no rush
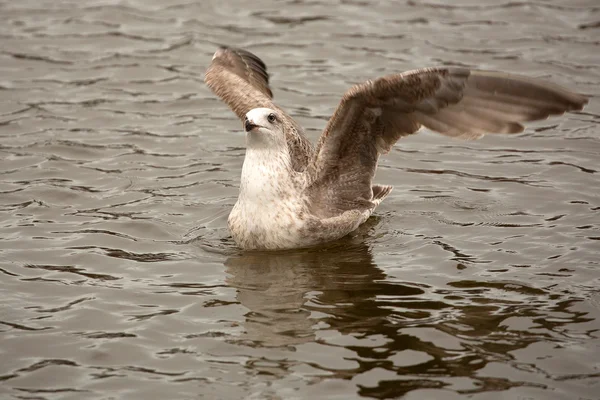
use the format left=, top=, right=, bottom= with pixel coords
left=0, top=0, right=598, bottom=399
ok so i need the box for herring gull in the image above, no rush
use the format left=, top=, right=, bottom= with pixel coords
left=204, top=46, right=588, bottom=250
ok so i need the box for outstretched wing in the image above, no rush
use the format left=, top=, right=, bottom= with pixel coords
left=205, top=46, right=313, bottom=171
left=307, top=68, right=588, bottom=217
left=205, top=46, right=274, bottom=119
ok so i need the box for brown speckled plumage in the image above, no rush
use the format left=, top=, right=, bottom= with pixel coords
left=205, top=46, right=312, bottom=172
left=204, top=46, right=588, bottom=250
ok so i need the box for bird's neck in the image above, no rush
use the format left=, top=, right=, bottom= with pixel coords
left=239, top=146, right=297, bottom=203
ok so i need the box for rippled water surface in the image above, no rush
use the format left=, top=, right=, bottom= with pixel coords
left=1, top=0, right=599, bottom=398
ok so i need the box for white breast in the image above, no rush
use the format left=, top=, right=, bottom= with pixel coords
left=228, top=147, right=309, bottom=250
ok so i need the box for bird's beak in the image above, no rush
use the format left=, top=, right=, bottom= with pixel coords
left=244, top=117, right=259, bottom=132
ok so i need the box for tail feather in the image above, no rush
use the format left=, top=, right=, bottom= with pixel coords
left=372, top=184, right=393, bottom=206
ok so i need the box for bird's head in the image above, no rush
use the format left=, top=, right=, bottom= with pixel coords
left=244, top=108, right=287, bottom=149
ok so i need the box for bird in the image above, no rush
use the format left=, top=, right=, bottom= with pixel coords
left=204, top=46, right=588, bottom=250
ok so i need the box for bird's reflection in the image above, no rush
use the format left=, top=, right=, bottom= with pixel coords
left=226, top=219, right=380, bottom=337
left=221, top=220, right=592, bottom=397
left=224, top=233, right=384, bottom=347
left=224, top=219, right=432, bottom=349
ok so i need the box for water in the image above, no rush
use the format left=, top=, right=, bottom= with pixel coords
left=1, top=0, right=599, bottom=399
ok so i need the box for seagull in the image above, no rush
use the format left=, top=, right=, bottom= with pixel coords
left=204, top=46, right=588, bottom=250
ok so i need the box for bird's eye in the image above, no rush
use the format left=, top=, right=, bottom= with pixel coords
left=267, top=113, right=276, bottom=123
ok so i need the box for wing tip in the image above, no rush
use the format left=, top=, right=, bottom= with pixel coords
left=205, top=45, right=274, bottom=99
left=213, top=45, right=228, bottom=60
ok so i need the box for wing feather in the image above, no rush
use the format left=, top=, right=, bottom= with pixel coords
left=204, top=46, right=275, bottom=120
left=307, top=68, right=588, bottom=216
left=205, top=46, right=314, bottom=171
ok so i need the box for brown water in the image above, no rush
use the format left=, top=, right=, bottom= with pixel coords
left=1, top=0, right=599, bottom=399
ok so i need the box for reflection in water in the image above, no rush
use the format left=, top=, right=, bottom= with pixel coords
left=225, top=232, right=596, bottom=398
left=225, top=233, right=393, bottom=348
